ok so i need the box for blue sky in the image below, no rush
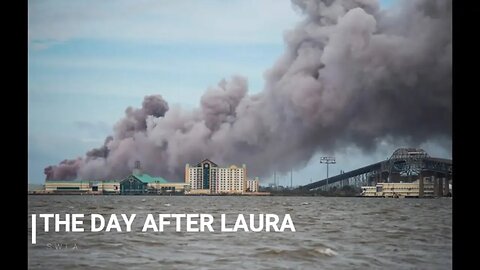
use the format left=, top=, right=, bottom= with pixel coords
left=29, top=0, right=450, bottom=185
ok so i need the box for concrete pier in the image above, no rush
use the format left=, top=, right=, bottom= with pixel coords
left=443, top=178, right=449, bottom=196
left=433, top=176, right=439, bottom=197
left=419, top=175, right=424, bottom=197
left=437, top=177, right=443, bottom=197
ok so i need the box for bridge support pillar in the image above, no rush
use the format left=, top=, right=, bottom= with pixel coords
left=433, top=176, right=439, bottom=197
left=443, top=178, right=449, bottom=196
left=419, top=174, right=424, bottom=197
left=437, top=177, right=443, bottom=197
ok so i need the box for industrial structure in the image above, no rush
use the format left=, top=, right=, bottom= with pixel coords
left=300, top=148, right=452, bottom=197
left=185, top=159, right=260, bottom=194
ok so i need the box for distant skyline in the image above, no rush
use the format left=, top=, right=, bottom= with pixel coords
left=28, top=0, right=450, bottom=185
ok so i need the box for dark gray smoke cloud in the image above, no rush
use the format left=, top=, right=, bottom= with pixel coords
left=44, top=0, right=451, bottom=181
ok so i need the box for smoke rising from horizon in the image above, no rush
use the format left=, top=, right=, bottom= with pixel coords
left=44, top=0, right=452, bottom=181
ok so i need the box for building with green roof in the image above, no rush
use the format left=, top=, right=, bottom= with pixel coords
left=44, top=162, right=188, bottom=195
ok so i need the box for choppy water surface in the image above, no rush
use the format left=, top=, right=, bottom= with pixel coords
left=28, top=196, right=452, bottom=269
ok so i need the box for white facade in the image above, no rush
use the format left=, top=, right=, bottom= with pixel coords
left=186, top=166, right=204, bottom=190
left=185, top=160, right=246, bottom=194
left=216, top=165, right=246, bottom=193
left=246, top=178, right=259, bottom=192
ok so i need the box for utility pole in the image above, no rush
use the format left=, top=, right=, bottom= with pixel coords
left=273, top=171, right=276, bottom=190
left=320, top=156, right=336, bottom=190
left=290, top=169, right=293, bottom=189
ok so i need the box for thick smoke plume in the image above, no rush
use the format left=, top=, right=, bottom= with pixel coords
left=45, top=0, right=451, bottom=181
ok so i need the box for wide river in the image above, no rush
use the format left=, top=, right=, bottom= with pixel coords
left=28, top=195, right=452, bottom=269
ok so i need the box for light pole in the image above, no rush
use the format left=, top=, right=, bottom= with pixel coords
left=320, top=156, right=336, bottom=190
left=290, top=169, right=293, bottom=189
left=273, top=171, right=276, bottom=190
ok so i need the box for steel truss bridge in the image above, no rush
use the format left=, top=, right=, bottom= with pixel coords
left=300, top=148, right=452, bottom=191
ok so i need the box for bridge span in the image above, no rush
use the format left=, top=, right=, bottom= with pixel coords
left=300, top=148, right=452, bottom=191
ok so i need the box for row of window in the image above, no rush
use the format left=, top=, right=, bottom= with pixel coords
left=189, top=169, right=244, bottom=172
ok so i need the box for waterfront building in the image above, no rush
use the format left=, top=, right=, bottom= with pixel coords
left=185, top=159, right=248, bottom=194
left=185, top=159, right=218, bottom=191
left=246, top=178, right=260, bottom=192
left=43, top=165, right=188, bottom=195
left=361, top=180, right=444, bottom=198
left=44, top=180, right=98, bottom=194
left=217, top=165, right=246, bottom=194
left=119, top=168, right=189, bottom=194
left=119, top=175, right=148, bottom=194
left=44, top=180, right=120, bottom=194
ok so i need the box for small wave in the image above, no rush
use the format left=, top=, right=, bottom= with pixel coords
left=315, top=248, right=338, bottom=257
left=256, top=247, right=338, bottom=260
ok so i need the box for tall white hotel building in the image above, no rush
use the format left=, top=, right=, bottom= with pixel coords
left=185, top=159, right=254, bottom=194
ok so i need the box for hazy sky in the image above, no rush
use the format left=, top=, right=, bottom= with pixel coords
left=28, top=0, right=451, bottom=185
